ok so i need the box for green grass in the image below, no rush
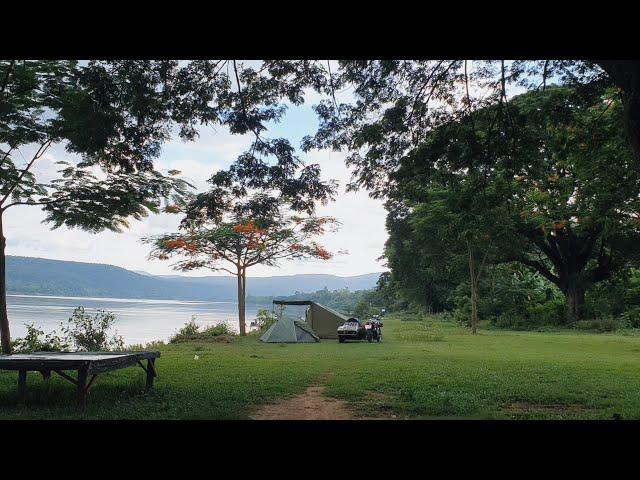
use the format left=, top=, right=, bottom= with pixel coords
left=2, top=313, right=640, bottom=419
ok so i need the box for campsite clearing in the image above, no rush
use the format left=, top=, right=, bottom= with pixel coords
left=2, top=313, right=640, bottom=419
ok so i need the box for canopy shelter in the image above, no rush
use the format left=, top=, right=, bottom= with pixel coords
left=260, top=315, right=320, bottom=343
left=272, top=300, right=351, bottom=340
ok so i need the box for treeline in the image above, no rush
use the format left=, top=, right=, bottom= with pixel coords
left=380, top=85, right=640, bottom=331
left=247, top=278, right=404, bottom=319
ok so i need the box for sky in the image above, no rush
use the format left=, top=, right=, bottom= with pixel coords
left=4, top=99, right=389, bottom=278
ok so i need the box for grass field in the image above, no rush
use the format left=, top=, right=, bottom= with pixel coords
left=1, top=313, right=640, bottom=419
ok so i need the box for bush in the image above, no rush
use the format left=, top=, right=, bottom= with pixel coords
left=127, top=340, right=166, bottom=351
left=175, top=316, right=200, bottom=337
left=12, top=324, right=69, bottom=353
left=170, top=316, right=235, bottom=343
left=201, top=322, right=232, bottom=337
left=254, top=309, right=276, bottom=332
left=61, top=306, right=124, bottom=352
left=618, top=306, right=640, bottom=328
left=573, top=318, right=621, bottom=332
left=12, top=306, right=124, bottom=353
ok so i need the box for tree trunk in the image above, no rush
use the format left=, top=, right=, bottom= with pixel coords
left=468, top=245, right=478, bottom=335
left=0, top=214, right=10, bottom=353
left=565, top=282, right=586, bottom=322
left=237, top=267, right=246, bottom=336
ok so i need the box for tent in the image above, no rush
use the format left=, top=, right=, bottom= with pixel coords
left=260, top=315, right=320, bottom=343
left=272, top=300, right=351, bottom=340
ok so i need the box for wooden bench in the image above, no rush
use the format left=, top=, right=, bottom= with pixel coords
left=0, top=351, right=160, bottom=406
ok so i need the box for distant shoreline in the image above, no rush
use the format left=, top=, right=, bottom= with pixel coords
left=7, top=294, right=243, bottom=305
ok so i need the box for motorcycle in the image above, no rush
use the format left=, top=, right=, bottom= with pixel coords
left=364, top=315, right=383, bottom=343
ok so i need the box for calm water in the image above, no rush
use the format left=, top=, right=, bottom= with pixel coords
left=7, top=294, right=270, bottom=346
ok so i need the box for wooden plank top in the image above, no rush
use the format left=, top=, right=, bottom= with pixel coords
left=0, top=352, right=158, bottom=362
left=0, top=351, right=160, bottom=373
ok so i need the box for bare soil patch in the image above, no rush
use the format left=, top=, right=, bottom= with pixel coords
left=250, top=385, right=356, bottom=420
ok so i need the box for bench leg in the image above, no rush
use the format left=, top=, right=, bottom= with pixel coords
left=144, top=358, right=156, bottom=392
left=18, top=370, right=27, bottom=406
left=77, top=367, right=88, bottom=407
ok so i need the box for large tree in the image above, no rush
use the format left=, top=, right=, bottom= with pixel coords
left=384, top=85, right=640, bottom=321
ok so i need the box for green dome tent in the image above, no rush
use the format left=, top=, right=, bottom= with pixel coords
left=260, top=316, right=320, bottom=343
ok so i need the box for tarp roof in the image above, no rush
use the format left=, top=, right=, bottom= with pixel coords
left=273, top=300, right=313, bottom=306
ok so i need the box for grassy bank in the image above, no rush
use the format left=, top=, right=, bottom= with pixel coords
left=2, top=313, right=640, bottom=419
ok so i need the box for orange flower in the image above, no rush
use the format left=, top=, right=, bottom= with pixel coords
left=233, top=219, right=267, bottom=236
left=164, top=204, right=181, bottom=214
left=164, top=238, right=186, bottom=249
left=185, top=241, right=199, bottom=252
left=314, top=245, right=332, bottom=260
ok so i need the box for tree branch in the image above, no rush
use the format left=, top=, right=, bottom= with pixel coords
left=0, top=139, right=52, bottom=206
left=1, top=60, right=15, bottom=97
left=519, top=258, right=561, bottom=286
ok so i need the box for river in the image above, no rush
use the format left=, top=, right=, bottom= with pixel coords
left=6, top=294, right=271, bottom=346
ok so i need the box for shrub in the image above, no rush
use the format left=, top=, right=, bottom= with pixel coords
left=254, top=309, right=276, bottom=332
left=201, top=322, right=232, bottom=337
left=127, top=340, right=166, bottom=351
left=170, top=316, right=235, bottom=343
left=61, top=306, right=125, bottom=351
left=618, top=306, right=640, bottom=328
left=12, top=306, right=124, bottom=353
left=175, top=316, right=200, bottom=337
left=573, top=318, right=621, bottom=332
left=12, top=324, right=69, bottom=353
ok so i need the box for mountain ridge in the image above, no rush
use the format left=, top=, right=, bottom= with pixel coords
left=6, top=256, right=383, bottom=301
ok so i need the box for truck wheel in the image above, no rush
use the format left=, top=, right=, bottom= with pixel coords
left=339, top=337, right=345, bottom=343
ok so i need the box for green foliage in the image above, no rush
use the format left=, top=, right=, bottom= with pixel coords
left=126, top=340, right=166, bottom=351
left=175, top=317, right=201, bottom=337
left=255, top=309, right=276, bottom=332
left=12, top=306, right=124, bottom=352
left=61, top=307, right=124, bottom=352
left=586, top=268, right=640, bottom=317
left=251, top=285, right=393, bottom=319
left=169, top=316, right=235, bottom=343
left=573, top=318, right=622, bottom=332
left=377, top=85, right=640, bottom=326
left=12, top=324, right=69, bottom=353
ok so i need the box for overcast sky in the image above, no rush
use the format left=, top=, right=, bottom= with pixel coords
left=5, top=99, right=389, bottom=278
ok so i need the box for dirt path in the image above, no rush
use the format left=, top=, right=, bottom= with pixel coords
left=250, top=385, right=357, bottom=420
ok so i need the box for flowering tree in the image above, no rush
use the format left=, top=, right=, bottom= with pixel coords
left=146, top=213, right=338, bottom=335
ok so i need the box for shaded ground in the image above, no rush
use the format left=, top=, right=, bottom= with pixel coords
left=250, top=384, right=356, bottom=420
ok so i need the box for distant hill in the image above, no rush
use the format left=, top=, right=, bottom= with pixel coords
left=6, top=256, right=382, bottom=301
